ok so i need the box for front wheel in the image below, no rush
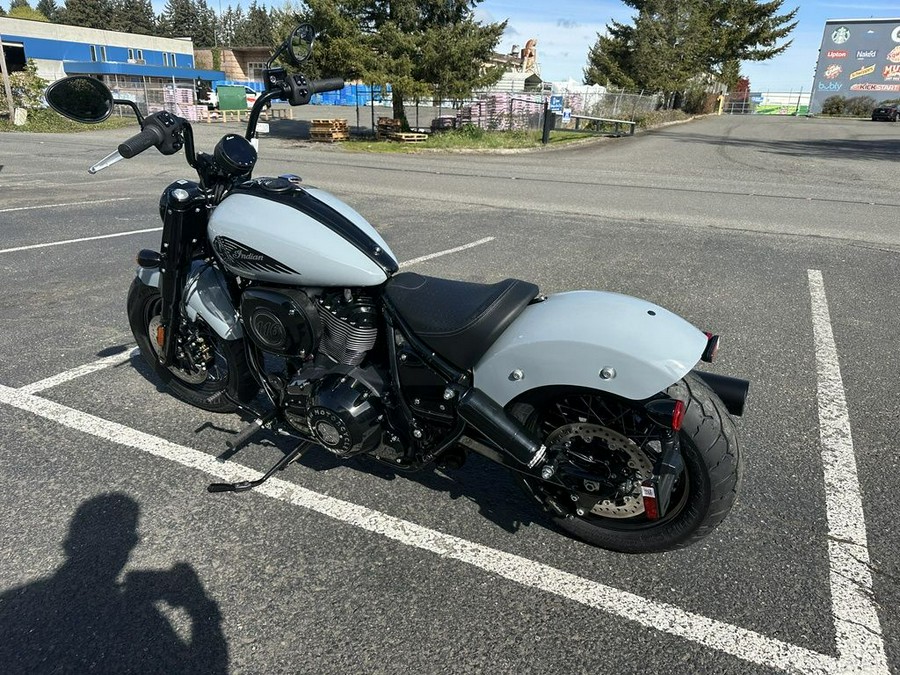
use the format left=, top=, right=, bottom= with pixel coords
left=509, top=373, right=742, bottom=553
left=127, top=279, right=258, bottom=413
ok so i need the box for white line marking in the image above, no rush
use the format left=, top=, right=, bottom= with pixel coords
left=19, top=348, right=138, bottom=394
left=401, top=237, right=495, bottom=266
left=0, top=382, right=838, bottom=673
left=807, top=269, right=888, bottom=673
left=0, top=197, right=134, bottom=213
left=0, top=227, right=162, bottom=255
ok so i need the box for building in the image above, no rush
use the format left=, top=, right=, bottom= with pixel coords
left=810, top=17, right=900, bottom=113
left=194, top=46, right=270, bottom=90
left=0, top=17, right=224, bottom=98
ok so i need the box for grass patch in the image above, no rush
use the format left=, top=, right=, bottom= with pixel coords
left=0, top=109, right=138, bottom=133
left=632, top=109, right=690, bottom=128
left=342, top=126, right=590, bottom=153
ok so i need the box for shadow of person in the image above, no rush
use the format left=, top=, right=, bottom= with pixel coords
left=0, top=494, right=227, bottom=674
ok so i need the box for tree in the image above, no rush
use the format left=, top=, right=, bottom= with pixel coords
left=302, top=0, right=505, bottom=127
left=35, top=0, right=58, bottom=21
left=109, top=0, right=156, bottom=35
left=0, top=5, right=6, bottom=17
left=61, top=0, right=113, bottom=30
left=9, top=1, right=50, bottom=21
left=584, top=0, right=796, bottom=106
left=158, top=0, right=214, bottom=47
left=232, top=0, right=273, bottom=47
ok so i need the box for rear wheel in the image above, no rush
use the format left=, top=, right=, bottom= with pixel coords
left=509, top=373, right=742, bottom=553
left=127, top=279, right=257, bottom=413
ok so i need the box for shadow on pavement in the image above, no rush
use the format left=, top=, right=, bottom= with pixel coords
left=0, top=494, right=227, bottom=674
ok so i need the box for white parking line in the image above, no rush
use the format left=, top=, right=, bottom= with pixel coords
left=0, top=197, right=134, bottom=213
left=0, top=228, right=163, bottom=255
left=0, top=383, right=841, bottom=674
left=807, top=269, right=888, bottom=673
left=401, top=237, right=495, bottom=266
left=19, top=348, right=138, bottom=394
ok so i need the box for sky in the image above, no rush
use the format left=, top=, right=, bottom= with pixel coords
left=146, top=0, right=900, bottom=92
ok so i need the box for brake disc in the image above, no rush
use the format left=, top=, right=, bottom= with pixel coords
left=547, top=423, right=653, bottom=518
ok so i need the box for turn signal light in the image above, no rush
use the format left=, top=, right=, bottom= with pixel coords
left=136, top=249, right=162, bottom=268
left=156, top=325, right=165, bottom=348
left=702, top=332, right=720, bottom=363
left=644, top=399, right=685, bottom=431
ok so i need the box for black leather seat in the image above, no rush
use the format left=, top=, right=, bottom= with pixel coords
left=384, top=272, right=539, bottom=370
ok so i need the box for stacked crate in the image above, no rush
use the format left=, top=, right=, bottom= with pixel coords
left=376, top=117, right=402, bottom=139
left=310, top=119, right=349, bottom=142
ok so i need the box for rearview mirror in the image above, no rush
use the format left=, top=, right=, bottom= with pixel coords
left=288, top=23, right=316, bottom=65
left=45, top=76, right=113, bottom=123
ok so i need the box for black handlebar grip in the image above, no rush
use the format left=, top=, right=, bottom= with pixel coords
left=309, top=78, right=345, bottom=95
left=118, top=125, right=165, bottom=159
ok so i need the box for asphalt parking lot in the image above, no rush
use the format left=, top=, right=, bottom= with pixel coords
left=0, top=114, right=898, bottom=674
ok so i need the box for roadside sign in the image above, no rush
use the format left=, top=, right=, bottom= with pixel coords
left=550, top=95, right=563, bottom=112
left=562, top=108, right=572, bottom=123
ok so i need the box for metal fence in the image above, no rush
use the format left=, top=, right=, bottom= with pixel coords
left=105, top=77, right=206, bottom=120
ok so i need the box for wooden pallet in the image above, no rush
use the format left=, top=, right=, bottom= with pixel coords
left=311, top=118, right=349, bottom=131
left=376, top=117, right=403, bottom=139
left=310, top=130, right=350, bottom=143
left=387, top=132, right=428, bottom=143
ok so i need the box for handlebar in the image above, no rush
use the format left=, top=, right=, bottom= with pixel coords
left=309, top=78, right=345, bottom=95
left=118, top=125, right=165, bottom=159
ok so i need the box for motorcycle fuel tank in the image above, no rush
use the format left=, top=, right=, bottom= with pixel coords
left=208, top=178, right=399, bottom=287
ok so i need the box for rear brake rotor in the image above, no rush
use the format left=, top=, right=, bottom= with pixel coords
left=547, top=423, right=653, bottom=518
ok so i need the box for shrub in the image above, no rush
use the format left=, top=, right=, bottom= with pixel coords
left=820, top=96, right=845, bottom=116
left=0, top=59, right=47, bottom=110
left=845, top=96, right=876, bottom=117
left=633, top=109, right=689, bottom=128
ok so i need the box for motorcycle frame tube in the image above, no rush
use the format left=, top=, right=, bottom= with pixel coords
left=473, top=290, right=708, bottom=405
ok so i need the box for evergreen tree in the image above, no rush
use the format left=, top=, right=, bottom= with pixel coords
left=0, top=5, right=6, bottom=17
left=109, top=0, right=156, bottom=35
left=219, top=4, right=245, bottom=47
left=159, top=0, right=199, bottom=38
left=35, top=0, right=58, bottom=21
left=62, top=0, right=113, bottom=30
left=584, top=0, right=797, bottom=106
left=233, top=0, right=273, bottom=47
left=10, top=0, right=30, bottom=9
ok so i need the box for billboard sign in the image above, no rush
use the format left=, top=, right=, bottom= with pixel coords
left=810, top=18, right=900, bottom=113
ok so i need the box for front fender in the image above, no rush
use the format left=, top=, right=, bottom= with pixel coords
left=472, top=291, right=706, bottom=405
left=135, top=262, right=243, bottom=340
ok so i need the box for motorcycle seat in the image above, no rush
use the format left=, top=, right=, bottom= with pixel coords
left=384, top=272, right=539, bottom=370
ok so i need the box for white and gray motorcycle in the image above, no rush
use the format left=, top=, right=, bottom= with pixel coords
left=46, top=25, right=748, bottom=553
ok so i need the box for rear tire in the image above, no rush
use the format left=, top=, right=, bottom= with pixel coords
left=510, top=373, right=742, bottom=553
left=127, top=279, right=258, bottom=413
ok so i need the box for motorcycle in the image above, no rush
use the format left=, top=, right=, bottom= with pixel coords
left=45, top=24, right=748, bottom=553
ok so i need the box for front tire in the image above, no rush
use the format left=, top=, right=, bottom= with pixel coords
left=510, top=373, right=742, bottom=553
left=127, top=279, right=258, bottom=413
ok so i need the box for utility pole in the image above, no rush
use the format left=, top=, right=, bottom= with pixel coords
left=0, top=35, right=15, bottom=119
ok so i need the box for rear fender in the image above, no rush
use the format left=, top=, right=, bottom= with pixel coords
left=472, top=291, right=707, bottom=405
left=135, top=263, right=243, bottom=340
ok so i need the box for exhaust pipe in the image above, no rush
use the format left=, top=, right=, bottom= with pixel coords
left=692, top=371, right=749, bottom=417
left=457, top=388, right=546, bottom=468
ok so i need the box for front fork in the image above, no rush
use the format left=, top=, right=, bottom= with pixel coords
left=157, top=182, right=208, bottom=366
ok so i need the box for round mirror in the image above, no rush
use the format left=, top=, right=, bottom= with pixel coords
left=288, top=24, right=316, bottom=65
left=45, top=76, right=113, bottom=124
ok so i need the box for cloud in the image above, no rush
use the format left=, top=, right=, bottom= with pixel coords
left=557, top=19, right=579, bottom=29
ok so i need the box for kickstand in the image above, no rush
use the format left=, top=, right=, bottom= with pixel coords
left=208, top=440, right=312, bottom=493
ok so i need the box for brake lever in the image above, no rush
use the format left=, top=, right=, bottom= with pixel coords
left=89, top=150, right=126, bottom=174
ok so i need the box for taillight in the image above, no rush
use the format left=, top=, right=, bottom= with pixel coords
left=702, top=332, right=720, bottom=363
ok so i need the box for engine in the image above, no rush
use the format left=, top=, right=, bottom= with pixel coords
left=240, top=286, right=387, bottom=457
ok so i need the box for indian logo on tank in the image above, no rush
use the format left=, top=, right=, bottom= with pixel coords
left=213, top=236, right=299, bottom=276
